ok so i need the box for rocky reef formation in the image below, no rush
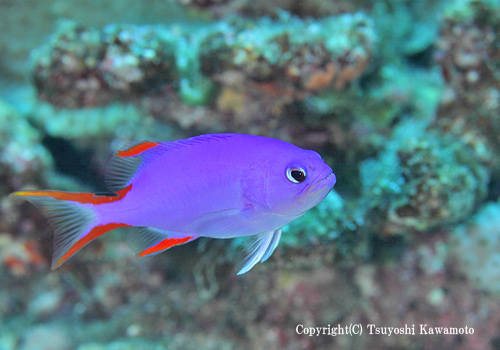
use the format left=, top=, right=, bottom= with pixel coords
left=32, top=13, right=375, bottom=115
left=33, top=21, right=178, bottom=108
left=435, top=0, right=500, bottom=173
left=360, top=120, right=489, bottom=235
left=2, top=0, right=500, bottom=349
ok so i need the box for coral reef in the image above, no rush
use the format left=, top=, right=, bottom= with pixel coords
left=4, top=232, right=499, bottom=350
left=33, top=13, right=375, bottom=109
left=281, top=191, right=346, bottom=247
left=198, top=13, right=374, bottom=91
left=174, top=0, right=363, bottom=20
left=301, top=64, right=443, bottom=127
left=30, top=13, right=381, bottom=157
left=435, top=0, right=500, bottom=171
left=31, top=102, right=145, bottom=139
left=0, top=0, right=187, bottom=83
left=175, top=0, right=232, bottom=9
left=0, top=234, right=46, bottom=276
left=372, top=0, right=444, bottom=62
left=33, top=21, right=178, bottom=108
left=2, top=0, right=500, bottom=349
left=451, top=201, right=500, bottom=296
left=360, top=120, right=489, bottom=235
left=0, top=99, right=52, bottom=192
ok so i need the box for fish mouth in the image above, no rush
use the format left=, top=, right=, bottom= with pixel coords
left=285, top=172, right=336, bottom=218
left=293, top=170, right=336, bottom=204
left=310, top=171, right=336, bottom=194
left=274, top=171, right=336, bottom=219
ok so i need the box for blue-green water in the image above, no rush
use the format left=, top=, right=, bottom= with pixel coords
left=1, top=0, right=500, bottom=349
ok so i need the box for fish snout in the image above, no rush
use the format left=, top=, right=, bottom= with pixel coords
left=314, top=171, right=336, bottom=192
left=324, top=172, right=336, bottom=187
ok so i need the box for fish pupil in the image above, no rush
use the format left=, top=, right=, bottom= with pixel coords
left=291, top=170, right=305, bottom=182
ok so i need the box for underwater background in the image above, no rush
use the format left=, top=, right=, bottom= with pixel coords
left=1, top=0, right=500, bottom=349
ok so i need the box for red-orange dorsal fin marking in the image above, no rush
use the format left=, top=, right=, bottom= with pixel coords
left=53, top=223, right=131, bottom=269
left=117, top=142, right=161, bottom=158
left=11, top=184, right=132, bottom=205
left=137, top=236, right=194, bottom=258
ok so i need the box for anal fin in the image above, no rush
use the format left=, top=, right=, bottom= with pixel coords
left=129, top=227, right=198, bottom=258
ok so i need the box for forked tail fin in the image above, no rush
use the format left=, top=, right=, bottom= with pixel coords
left=10, top=187, right=131, bottom=269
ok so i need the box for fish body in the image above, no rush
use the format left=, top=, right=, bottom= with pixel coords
left=11, top=134, right=336, bottom=274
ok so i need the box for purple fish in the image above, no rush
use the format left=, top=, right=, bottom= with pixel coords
left=10, top=134, right=336, bottom=274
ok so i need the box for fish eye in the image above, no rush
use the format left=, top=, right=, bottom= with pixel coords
left=286, top=167, right=307, bottom=183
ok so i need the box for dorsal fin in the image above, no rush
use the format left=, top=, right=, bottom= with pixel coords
left=105, top=143, right=145, bottom=192
left=105, top=134, right=235, bottom=192
left=117, top=141, right=161, bottom=157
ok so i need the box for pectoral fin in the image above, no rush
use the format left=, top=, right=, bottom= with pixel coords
left=261, top=228, right=282, bottom=263
left=237, top=228, right=282, bottom=275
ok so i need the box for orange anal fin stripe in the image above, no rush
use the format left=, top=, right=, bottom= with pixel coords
left=117, top=142, right=161, bottom=157
left=52, top=223, right=131, bottom=269
left=138, top=236, right=195, bottom=258
left=11, top=185, right=132, bottom=205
